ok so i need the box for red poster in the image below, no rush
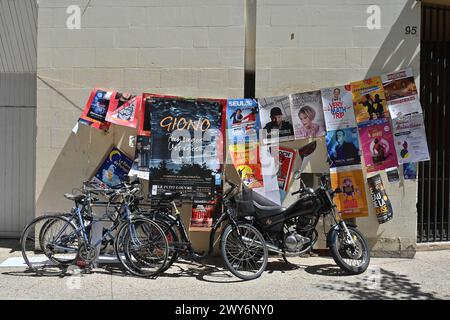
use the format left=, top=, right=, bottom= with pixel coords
left=278, top=147, right=296, bottom=192
left=79, top=88, right=114, bottom=130
left=105, top=92, right=140, bottom=128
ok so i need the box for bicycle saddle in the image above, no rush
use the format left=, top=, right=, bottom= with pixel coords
left=64, top=193, right=86, bottom=201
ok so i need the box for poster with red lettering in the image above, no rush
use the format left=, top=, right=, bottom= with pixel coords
left=321, top=85, right=356, bottom=130
left=358, top=118, right=398, bottom=172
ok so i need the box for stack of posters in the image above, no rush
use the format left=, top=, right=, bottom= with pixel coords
left=147, top=97, right=226, bottom=230
left=290, top=90, right=326, bottom=140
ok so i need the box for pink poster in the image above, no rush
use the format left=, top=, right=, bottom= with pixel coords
left=358, top=118, right=398, bottom=173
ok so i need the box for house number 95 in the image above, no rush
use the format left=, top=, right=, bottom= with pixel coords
left=405, top=26, right=418, bottom=35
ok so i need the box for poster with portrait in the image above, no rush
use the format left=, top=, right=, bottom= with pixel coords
left=258, top=95, right=295, bottom=144
left=91, top=146, right=133, bottom=188
left=392, top=113, right=430, bottom=164
left=290, top=90, right=326, bottom=140
left=358, top=118, right=398, bottom=172
left=227, top=99, right=260, bottom=144
left=351, top=77, right=389, bottom=124
left=321, top=85, right=356, bottom=130
left=80, top=88, right=115, bottom=130
left=128, top=136, right=151, bottom=180
left=147, top=97, right=226, bottom=229
left=330, top=166, right=368, bottom=219
left=106, top=92, right=140, bottom=128
left=381, top=68, right=422, bottom=119
left=326, top=127, right=361, bottom=168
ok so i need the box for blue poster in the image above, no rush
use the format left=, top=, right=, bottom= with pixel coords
left=326, top=127, right=361, bottom=168
left=403, top=162, right=417, bottom=180
left=92, top=147, right=133, bottom=187
left=227, top=99, right=260, bottom=144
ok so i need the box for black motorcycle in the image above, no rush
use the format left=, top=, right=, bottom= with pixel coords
left=221, top=141, right=370, bottom=279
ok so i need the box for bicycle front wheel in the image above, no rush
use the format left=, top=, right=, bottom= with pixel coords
left=221, top=223, right=268, bottom=281
left=115, top=217, right=169, bottom=278
left=21, top=215, right=80, bottom=276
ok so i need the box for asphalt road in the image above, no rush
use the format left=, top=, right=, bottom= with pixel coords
left=0, top=239, right=449, bottom=300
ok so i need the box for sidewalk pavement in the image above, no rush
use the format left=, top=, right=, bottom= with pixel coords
left=1, top=239, right=449, bottom=300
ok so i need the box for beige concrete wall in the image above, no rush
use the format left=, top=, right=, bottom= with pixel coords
left=37, top=0, right=421, bottom=256
left=256, top=0, right=421, bottom=257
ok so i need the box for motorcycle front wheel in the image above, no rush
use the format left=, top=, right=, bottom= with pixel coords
left=221, top=223, right=268, bottom=281
left=329, top=226, right=370, bottom=275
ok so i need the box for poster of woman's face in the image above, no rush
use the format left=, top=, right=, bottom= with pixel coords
left=290, top=90, right=326, bottom=140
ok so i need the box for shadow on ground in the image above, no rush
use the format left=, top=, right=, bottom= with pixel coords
left=314, top=267, right=442, bottom=300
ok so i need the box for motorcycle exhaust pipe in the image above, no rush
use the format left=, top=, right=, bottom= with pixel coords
left=241, top=236, right=283, bottom=254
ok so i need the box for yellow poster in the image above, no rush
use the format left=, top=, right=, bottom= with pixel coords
left=330, top=165, right=369, bottom=219
left=229, top=142, right=264, bottom=189
left=351, top=76, right=389, bottom=123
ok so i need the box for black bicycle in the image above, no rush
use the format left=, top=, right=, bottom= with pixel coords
left=143, top=180, right=268, bottom=280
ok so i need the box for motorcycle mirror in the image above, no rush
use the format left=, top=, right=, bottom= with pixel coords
left=293, top=171, right=301, bottom=180
left=334, top=187, right=342, bottom=194
left=298, top=141, right=317, bottom=160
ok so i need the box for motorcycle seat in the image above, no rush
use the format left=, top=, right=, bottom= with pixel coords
left=252, top=190, right=285, bottom=215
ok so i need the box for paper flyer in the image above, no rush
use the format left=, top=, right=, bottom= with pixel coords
left=258, top=95, right=295, bottom=144
left=106, top=92, right=140, bottom=128
left=326, top=127, right=361, bottom=168
left=403, top=162, right=417, bottom=180
left=91, top=146, right=133, bottom=188
left=227, top=99, right=260, bottom=144
left=367, top=174, right=393, bottom=224
left=321, top=85, right=356, bottom=130
left=358, top=118, right=398, bottom=172
left=392, top=113, right=430, bottom=164
left=351, top=77, right=389, bottom=123
left=79, top=88, right=114, bottom=130
left=128, top=136, right=151, bottom=180
left=381, top=68, right=422, bottom=119
left=278, top=147, right=296, bottom=192
left=229, top=142, right=264, bottom=190
left=330, top=165, right=369, bottom=219
left=290, top=90, right=326, bottom=139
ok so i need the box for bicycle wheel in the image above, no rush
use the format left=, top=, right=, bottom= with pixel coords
left=221, top=223, right=268, bottom=280
left=115, top=217, right=169, bottom=278
left=21, top=215, right=80, bottom=276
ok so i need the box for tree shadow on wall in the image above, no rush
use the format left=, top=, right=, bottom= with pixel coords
left=314, top=267, right=442, bottom=300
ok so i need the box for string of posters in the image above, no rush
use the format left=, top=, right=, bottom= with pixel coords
left=74, top=68, right=430, bottom=229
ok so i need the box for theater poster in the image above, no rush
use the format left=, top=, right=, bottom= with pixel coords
left=326, top=127, right=361, bottom=168
left=321, top=85, right=356, bottom=130
left=229, top=142, right=264, bottom=190
left=147, top=97, right=226, bottom=229
left=258, top=95, right=295, bottom=144
left=330, top=165, right=368, bottom=219
left=138, top=93, right=180, bottom=136
left=106, top=92, right=140, bottom=128
left=392, top=113, right=430, bottom=164
left=227, top=99, right=260, bottom=144
left=290, top=90, right=326, bottom=140
left=128, top=136, right=151, bottom=180
left=367, top=174, right=393, bottom=224
left=91, top=146, right=133, bottom=188
left=358, top=118, right=398, bottom=172
left=381, top=68, right=423, bottom=119
left=351, top=77, right=389, bottom=124
left=278, top=147, right=296, bottom=202
left=80, top=88, right=114, bottom=130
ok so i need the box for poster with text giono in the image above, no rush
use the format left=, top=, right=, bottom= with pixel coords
left=330, top=165, right=368, bottom=219
left=381, top=68, right=422, bottom=119
left=392, top=113, right=430, bottom=164
left=358, top=118, right=398, bottom=172
left=351, top=76, right=389, bottom=124
left=321, top=85, right=356, bottom=130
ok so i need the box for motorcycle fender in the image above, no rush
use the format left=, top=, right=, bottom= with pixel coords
left=326, top=221, right=357, bottom=248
